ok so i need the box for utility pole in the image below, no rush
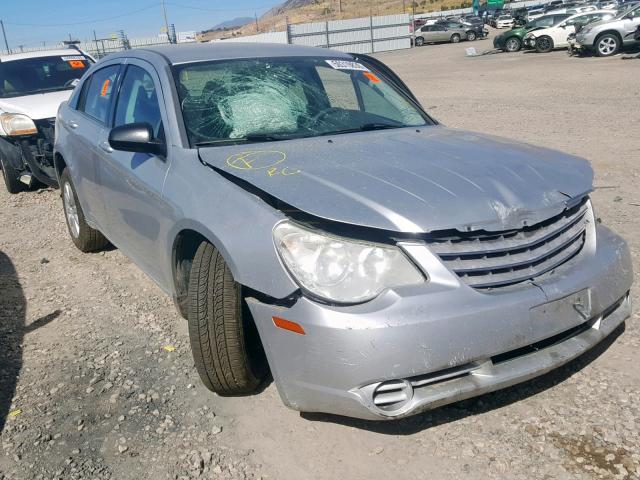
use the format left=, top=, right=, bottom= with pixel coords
left=161, top=0, right=170, bottom=42
left=338, top=0, right=342, bottom=14
left=402, top=0, right=406, bottom=13
left=254, top=13, right=259, bottom=33
left=1, top=20, right=10, bottom=53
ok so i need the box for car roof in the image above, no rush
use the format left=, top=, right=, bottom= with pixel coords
left=0, top=49, right=82, bottom=62
left=118, top=42, right=353, bottom=66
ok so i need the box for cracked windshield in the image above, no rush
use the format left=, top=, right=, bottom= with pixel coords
left=174, top=57, right=428, bottom=146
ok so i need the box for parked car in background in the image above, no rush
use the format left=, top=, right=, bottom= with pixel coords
left=524, top=10, right=617, bottom=51
left=460, top=15, right=485, bottom=27
left=493, top=14, right=516, bottom=28
left=54, top=43, right=633, bottom=420
left=414, top=23, right=472, bottom=45
left=526, top=8, right=547, bottom=21
left=0, top=48, right=92, bottom=193
left=574, top=3, right=640, bottom=55
left=494, top=13, right=571, bottom=51
left=435, top=19, right=488, bottom=40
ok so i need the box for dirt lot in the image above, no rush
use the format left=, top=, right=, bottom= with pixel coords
left=1, top=42, right=640, bottom=480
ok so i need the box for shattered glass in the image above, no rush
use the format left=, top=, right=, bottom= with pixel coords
left=175, top=57, right=428, bottom=146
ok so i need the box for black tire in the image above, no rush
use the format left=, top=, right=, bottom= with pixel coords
left=60, top=168, right=109, bottom=252
left=466, top=30, right=477, bottom=41
left=415, top=36, right=425, bottom=46
left=504, top=36, right=522, bottom=52
left=595, top=33, right=620, bottom=57
left=451, top=33, right=461, bottom=43
left=0, top=155, right=26, bottom=194
left=535, top=35, right=554, bottom=53
left=188, top=242, right=268, bottom=395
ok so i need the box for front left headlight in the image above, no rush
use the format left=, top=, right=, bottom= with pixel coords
left=0, top=113, right=37, bottom=136
left=273, top=221, right=426, bottom=304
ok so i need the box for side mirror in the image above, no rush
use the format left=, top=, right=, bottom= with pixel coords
left=108, top=123, right=166, bottom=156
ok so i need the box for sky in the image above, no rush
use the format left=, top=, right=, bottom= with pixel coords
left=0, top=0, right=277, bottom=49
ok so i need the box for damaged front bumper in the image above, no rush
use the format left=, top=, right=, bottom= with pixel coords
left=0, top=118, right=58, bottom=188
left=247, top=224, right=632, bottom=420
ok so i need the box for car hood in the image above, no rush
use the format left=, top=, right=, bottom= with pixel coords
left=0, top=90, right=73, bottom=120
left=198, top=126, right=593, bottom=234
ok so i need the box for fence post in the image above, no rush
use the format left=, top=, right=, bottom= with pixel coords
left=325, top=21, right=330, bottom=49
left=285, top=16, right=291, bottom=44
left=370, top=15, right=374, bottom=54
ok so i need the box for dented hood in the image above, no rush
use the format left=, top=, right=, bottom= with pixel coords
left=198, top=126, right=593, bottom=233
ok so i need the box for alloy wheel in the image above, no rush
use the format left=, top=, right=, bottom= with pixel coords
left=597, top=36, right=618, bottom=56
left=63, top=181, right=80, bottom=238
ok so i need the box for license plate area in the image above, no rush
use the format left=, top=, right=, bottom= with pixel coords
left=530, top=288, right=592, bottom=332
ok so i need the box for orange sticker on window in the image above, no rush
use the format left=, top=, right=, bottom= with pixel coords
left=68, top=60, right=85, bottom=69
left=363, top=71, right=381, bottom=84
left=100, top=79, right=111, bottom=97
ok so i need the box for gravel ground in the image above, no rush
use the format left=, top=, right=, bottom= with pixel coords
left=1, top=40, right=639, bottom=480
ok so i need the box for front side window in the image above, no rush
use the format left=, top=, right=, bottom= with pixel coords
left=79, top=65, right=119, bottom=124
left=114, top=65, right=163, bottom=138
left=174, top=57, right=430, bottom=146
left=0, top=54, right=92, bottom=98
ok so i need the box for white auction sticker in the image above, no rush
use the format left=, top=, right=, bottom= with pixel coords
left=325, top=60, right=370, bottom=72
left=61, top=55, right=86, bottom=61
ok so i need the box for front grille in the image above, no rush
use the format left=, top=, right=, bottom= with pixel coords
left=428, top=198, right=590, bottom=289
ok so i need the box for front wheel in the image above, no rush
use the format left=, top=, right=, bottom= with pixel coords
left=415, top=36, right=425, bottom=46
left=505, top=36, right=522, bottom=52
left=188, top=242, right=268, bottom=395
left=535, top=35, right=554, bottom=53
left=451, top=34, right=461, bottom=43
left=595, top=33, right=620, bottom=57
left=466, top=31, right=477, bottom=41
left=0, top=155, right=26, bottom=194
left=60, top=168, right=109, bottom=252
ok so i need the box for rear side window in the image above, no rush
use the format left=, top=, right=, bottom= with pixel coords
left=114, top=65, right=163, bottom=138
left=78, top=65, right=120, bottom=124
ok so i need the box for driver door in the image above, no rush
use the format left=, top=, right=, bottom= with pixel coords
left=95, top=59, right=172, bottom=285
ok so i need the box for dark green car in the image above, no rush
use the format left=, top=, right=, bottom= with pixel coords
left=493, top=13, right=570, bottom=51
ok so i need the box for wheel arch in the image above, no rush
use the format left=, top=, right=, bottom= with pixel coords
left=53, top=152, right=67, bottom=183
left=595, top=29, right=622, bottom=44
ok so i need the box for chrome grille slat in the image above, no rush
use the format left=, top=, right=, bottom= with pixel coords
left=429, top=204, right=588, bottom=256
left=429, top=199, right=590, bottom=289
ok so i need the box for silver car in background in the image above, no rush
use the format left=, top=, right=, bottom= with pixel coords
left=574, top=3, right=640, bottom=55
left=414, top=24, right=469, bottom=45
left=54, top=44, right=633, bottom=420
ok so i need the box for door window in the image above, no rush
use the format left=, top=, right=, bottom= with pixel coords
left=114, top=65, right=163, bottom=138
left=78, top=65, right=120, bottom=124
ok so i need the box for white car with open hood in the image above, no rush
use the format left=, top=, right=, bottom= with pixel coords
left=0, top=48, right=92, bottom=193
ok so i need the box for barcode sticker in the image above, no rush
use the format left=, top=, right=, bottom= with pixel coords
left=325, top=60, right=370, bottom=72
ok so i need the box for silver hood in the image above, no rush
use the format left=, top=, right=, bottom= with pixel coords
left=199, top=126, right=593, bottom=234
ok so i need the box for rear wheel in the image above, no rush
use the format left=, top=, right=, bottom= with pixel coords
left=535, top=35, right=554, bottom=53
left=595, top=33, right=620, bottom=57
left=187, top=242, right=268, bottom=395
left=466, top=30, right=477, bottom=41
left=451, top=34, right=461, bottom=43
left=0, top=155, right=26, bottom=194
left=60, top=168, right=109, bottom=252
left=415, top=36, right=425, bottom=46
left=505, top=36, right=522, bottom=52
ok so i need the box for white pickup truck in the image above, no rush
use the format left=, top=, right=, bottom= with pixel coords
left=0, top=48, right=92, bottom=193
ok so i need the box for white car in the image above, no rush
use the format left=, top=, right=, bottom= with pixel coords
left=495, top=15, right=515, bottom=28
left=0, top=48, right=92, bottom=193
left=526, top=9, right=546, bottom=21
left=523, top=10, right=617, bottom=51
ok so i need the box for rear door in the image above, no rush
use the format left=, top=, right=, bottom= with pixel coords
left=432, top=25, right=449, bottom=41
left=62, top=63, right=121, bottom=227
left=95, top=59, right=172, bottom=284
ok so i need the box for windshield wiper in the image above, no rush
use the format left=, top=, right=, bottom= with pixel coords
left=319, top=122, right=403, bottom=136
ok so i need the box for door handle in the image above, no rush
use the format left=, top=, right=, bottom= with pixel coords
left=67, top=120, right=79, bottom=129
left=98, top=141, right=113, bottom=154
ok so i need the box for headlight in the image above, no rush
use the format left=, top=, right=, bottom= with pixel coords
left=0, top=113, right=37, bottom=136
left=580, top=27, right=591, bottom=35
left=273, top=221, right=426, bottom=304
